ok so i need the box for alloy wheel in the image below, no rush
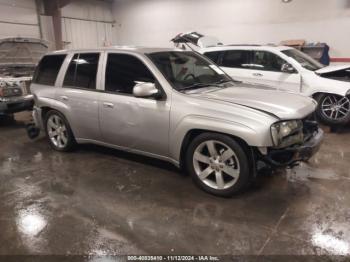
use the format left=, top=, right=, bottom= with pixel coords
left=47, top=114, right=68, bottom=149
left=321, top=95, right=350, bottom=120
left=193, top=140, right=240, bottom=190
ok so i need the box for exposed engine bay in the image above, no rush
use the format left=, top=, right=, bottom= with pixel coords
left=318, top=68, right=350, bottom=82
left=0, top=37, right=48, bottom=115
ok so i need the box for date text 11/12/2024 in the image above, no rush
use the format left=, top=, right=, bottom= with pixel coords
left=127, top=256, right=220, bottom=261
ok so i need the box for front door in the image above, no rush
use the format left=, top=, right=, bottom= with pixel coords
left=99, top=53, right=170, bottom=157
left=249, top=50, right=301, bottom=93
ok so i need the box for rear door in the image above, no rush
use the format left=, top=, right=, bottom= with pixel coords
left=217, top=50, right=255, bottom=83
left=55, top=52, right=102, bottom=141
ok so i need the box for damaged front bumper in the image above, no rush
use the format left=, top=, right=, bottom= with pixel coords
left=261, top=127, right=324, bottom=167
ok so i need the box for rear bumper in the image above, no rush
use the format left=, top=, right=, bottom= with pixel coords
left=263, top=128, right=324, bottom=167
left=32, top=106, right=43, bottom=129
left=0, top=95, right=34, bottom=114
left=26, top=106, right=42, bottom=140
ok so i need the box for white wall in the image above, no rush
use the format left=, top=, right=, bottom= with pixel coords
left=0, top=0, right=40, bottom=39
left=61, top=0, right=117, bottom=49
left=0, top=0, right=117, bottom=50
left=112, top=0, right=350, bottom=58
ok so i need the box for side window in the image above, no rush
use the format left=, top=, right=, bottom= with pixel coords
left=33, top=55, right=66, bottom=85
left=203, top=51, right=221, bottom=64
left=105, top=53, right=155, bottom=95
left=251, top=51, right=286, bottom=72
left=63, top=53, right=100, bottom=89
left=221, top=50, right=251, bottom=68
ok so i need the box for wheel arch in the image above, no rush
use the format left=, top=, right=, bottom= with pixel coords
left=178, top=129, right=254, bottom=171
left=39, top=105, right=77, bottom=138
left=170, top=115, right=273, bottom=168
left=312, top=91, right=350, bottom=101
left=312, top=92, right=350, bottom=126
left=312, top=92, right=333, bottom=100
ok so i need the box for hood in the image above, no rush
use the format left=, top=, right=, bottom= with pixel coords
left=316, top=65, right=350, bottom=74
left=0, top=37, right=48, bottom=68
left=196, top=86, right=316, bottom=120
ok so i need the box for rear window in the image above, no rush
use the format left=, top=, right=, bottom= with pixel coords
left=33, top=55, right=66, bottom=85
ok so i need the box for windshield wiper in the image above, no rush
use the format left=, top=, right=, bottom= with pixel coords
left=212, top=79, right=234, bottom=85
left=178, top=83, right=213, bottom=91
left=178, top=79, right=234, bottom=92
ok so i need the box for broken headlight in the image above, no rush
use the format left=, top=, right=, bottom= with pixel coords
left=271, top=120, right=303, bottom=147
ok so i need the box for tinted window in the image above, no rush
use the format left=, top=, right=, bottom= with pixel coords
left=63, top=53, right=100, bottom=89
left=251, top=51, right=286, bottom=72
left=33, top=55, right=66, bottom=85
left=221, top=50, right=251, bottom=68
left=105, top=54, right=155, bottom=94
left=203, top=51, right=221, bottom=64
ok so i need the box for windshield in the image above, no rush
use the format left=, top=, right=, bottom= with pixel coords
left=282, top=49, right=324, bottom=71
left=148, top=51, right=232, bottom=91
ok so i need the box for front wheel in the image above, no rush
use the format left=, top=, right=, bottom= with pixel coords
left=315, top=93, right=350, bottom=126
left=185, top=133, right=253, bottom=197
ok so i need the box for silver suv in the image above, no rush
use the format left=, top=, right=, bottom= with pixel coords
left=30, top=47, right=323, bottom=197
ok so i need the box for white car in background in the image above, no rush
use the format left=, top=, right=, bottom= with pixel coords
left=172, top=32, right=350, bottom=126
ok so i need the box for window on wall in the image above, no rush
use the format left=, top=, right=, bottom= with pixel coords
left=105, top=53, right=155, bottom=95
left=251, top=51, right=286, bottom=72
left=221, top=50, right=251, bottom=68
left=63, top=53, right=100, bottom=89
left=33, top=55, right=66, bottom=85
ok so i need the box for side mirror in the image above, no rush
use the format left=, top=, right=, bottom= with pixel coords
left=281, top=63, right=296, bottom=74
left=133, top=82, right=160, bottom=98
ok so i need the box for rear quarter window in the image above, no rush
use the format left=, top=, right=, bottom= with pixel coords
left=33, top=55, right=66, bottom=85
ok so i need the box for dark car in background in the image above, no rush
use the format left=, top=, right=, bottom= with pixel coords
left=0, top=37, right=48, bottom=118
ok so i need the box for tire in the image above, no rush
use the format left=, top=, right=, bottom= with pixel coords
left=185, top=133, right=253, bottom=197
left=44, top=110, right=76, bottom=152
left=315, top=93, right=350, bottom=126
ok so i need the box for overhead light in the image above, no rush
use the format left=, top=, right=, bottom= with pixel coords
left=282, top=0, right=292, bottom=3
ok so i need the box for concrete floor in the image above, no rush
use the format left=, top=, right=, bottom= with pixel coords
left=1, top=112, right=350, bottom=259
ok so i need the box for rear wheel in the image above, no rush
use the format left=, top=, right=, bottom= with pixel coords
left=45, top=110, right=75, bottom=152
left=186, top=133, right=252, bottom=197
left=316, top=93, right=350, bottom=126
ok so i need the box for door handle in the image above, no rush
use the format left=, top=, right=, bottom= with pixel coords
left=253, top=73, right=263, bottom=77
left=60, top=95, right=68, bottom=101
left=103, top=102, right=114, bottom=108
